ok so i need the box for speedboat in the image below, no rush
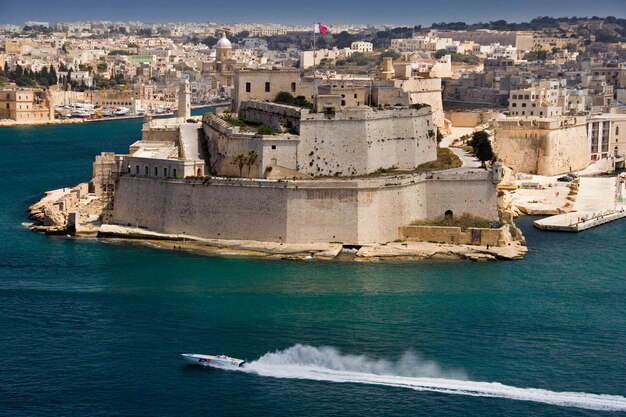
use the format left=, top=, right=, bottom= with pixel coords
left=181, top=353, right=245, bottom=368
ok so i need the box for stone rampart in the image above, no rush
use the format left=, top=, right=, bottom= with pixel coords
left=110, top=170, right=497, bottom=244
left=298, top=106, right=436, bottom=176
left=239, top=100, right=304, bottom=133
left=494, top=117, right=590, bottom=175
left=399, top=225, right=502, bottom=246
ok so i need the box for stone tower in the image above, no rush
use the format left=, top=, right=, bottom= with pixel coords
left=178, top=79, right=191, bottom=119
left=381, top=57, right=394, bottom=81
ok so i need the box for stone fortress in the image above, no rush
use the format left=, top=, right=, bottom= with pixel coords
left=30, top=37, right=525, bottom=259
left=94, top=76, right=503, bottom=247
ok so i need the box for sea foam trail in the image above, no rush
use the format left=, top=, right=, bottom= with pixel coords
left=235, top=344, right=626, bottom=412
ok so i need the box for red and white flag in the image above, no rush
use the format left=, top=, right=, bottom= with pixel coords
left=314, top=23, right=328, bottom=34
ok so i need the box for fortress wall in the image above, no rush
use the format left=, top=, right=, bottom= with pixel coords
left=239, top=101, right=303, bottom=132
left=364, top=112, right=436, bottom=172
left=111, top=173, right=498, bottom=244
left=395, top=78, right=444, bottom=128
left=355, top=183, right=429, bottom=242
left=424, top=172, right=499, bottom=220
left=112, top=177, right=288, bottom=242
left=203, top=115, right=299, bottom=177
left=494, top=123, right=589, bottom=175
left=297, top=108, right=435, bottom=176
left=142, top=128, right=179, bottom=143
left=493, top=132, right=544, bottom=174
left=537, top=126, right=590, bottom=176
left=298, top=118, right=369, bottom=176
left=286, top=187, right=360, bottom=243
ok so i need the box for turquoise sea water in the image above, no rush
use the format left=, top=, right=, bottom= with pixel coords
left=1, top=115, right=626, bottom=416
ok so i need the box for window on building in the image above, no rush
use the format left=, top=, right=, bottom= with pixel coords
left=164, top=168, right=168, bottom=177
left=524, top=95, right=529, bottom=99
left=522, top=111, right=525, bottom=115
left=341, top=100, right=346, bottom=106
left=522, top=103, right=526, bottom=107
left=154, top=167, right=158, bottom=176
left=173, top=168, right=177, bottom=178
left=145, top=166, right=148, bottom=175
left=354, top=93, right=358, bottom=98
left=512, top=103, right=517, bottom=107
left=245, top=82, right=251, bottom=93
left=291, top=82, right=296, bottom=92
left=265, top=82, right=270, bottom=93
left=136, top=165, right=140, bottom=174
left=617, top=126, right=620, bottom=136
left=5, top=103, right=8, bottom=109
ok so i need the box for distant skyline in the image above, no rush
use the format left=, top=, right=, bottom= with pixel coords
left=0, top=0, right=624, bottom=26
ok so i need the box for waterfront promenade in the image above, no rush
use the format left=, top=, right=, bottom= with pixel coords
left=534, top=177, right=626, bottom=231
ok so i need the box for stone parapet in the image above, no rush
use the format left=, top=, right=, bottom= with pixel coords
left=399, top=225, right=503, bottom=246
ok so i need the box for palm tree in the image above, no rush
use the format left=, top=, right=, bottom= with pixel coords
left=246, top=150, right=258, bottom=177
left=233, top=153, right=247, bottom=177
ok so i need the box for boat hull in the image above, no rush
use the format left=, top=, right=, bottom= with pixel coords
left=181, top=354, right=245, bottom=368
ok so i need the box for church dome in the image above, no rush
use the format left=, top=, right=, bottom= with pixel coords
left=215, top=33, right=232, bottom=49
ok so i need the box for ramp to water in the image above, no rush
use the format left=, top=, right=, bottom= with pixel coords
left=534, top=177, right=626, bottom=231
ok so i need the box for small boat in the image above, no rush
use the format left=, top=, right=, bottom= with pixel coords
left=181, top=353, right=245, bottom=368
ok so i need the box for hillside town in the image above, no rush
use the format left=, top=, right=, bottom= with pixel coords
left=8, top=16, right=626, bottom=260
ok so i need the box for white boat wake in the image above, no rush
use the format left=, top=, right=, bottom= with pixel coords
left=233, top=344, right=626, bottom=412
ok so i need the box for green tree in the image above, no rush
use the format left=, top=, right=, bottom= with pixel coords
left=48, top=65, right=57, bottom=85
left=469, top=130, right=490, bottom=151
left=470, top=131, right=495, bottom=167
left=435, top=49, right=448, bottom=59
left=476, top=140, right=495, bottom=167
left=380, top=49, right=401, bottom=60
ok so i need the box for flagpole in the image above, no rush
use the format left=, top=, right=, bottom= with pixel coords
left=313, top=24, right=317, bottom=68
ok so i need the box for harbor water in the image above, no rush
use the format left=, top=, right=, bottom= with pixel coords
left=1, top=115, right=625, bottom=416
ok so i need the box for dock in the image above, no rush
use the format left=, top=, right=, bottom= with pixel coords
left=534, top=177, right=626, bottom=232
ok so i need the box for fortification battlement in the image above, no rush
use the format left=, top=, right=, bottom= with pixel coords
left=496, top=116, right=586, bottom=130
left=123, top=168, right=493, bottom=190
left=202, top=112, right=298, bottom=142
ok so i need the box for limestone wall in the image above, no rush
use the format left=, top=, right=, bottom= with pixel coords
left=110, top=171, right=498, bottom=244
left=297, top=107, right=436, bottom=176
left=239, top=101, right=303, bottom=133
left=202, top=114, right=299, bottom=177
left=424, top=171, right=499, bottom=220
left=393, top=78, right=444, bottom=128
left=494, top=119, right=590, bottom=175
left=399, top=226, right=502, bottom=246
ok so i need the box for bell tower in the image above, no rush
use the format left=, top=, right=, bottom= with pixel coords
left=178, top=79, right=191, bottom=119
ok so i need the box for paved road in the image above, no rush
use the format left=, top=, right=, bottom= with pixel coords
left=439, top=127, right=485, bottom=174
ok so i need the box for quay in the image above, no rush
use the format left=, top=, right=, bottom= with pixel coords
left=534, top=176, right=626, bottom=232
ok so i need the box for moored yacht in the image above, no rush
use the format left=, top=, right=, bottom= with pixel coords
left=113, top=106, right=130, bottom=116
